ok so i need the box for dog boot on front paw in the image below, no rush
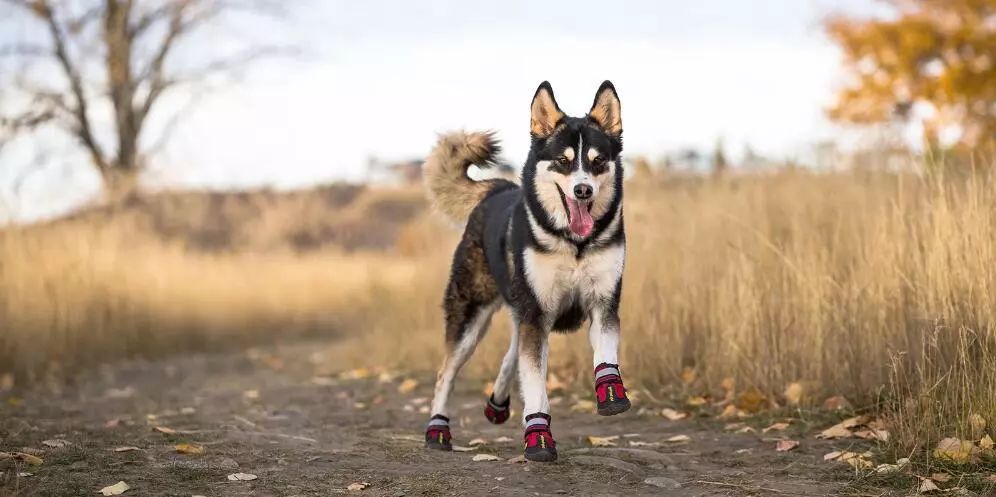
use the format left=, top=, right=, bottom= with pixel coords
left=594, top=363, right=631, bottom=416
left=484, top=394, right=511, bottom=424
left=424, top=414, right=452, bottom=451
left=523, top=413, right=557, bottom=462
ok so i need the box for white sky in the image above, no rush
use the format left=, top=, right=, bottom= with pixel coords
left=0, top=0, right=887, bottom=221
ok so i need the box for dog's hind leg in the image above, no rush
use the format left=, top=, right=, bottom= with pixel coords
left=426, top=299, right=499, bottom=451
left=484, top=318, right=517, bottom=424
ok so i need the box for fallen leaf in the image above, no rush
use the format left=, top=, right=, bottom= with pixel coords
left=823, top=451, right=843, bottom=461
left=680, top=367, right=697, bottom=385
left=397, top=379, right=418, bottom=394
left=918, top=479, right=940, bottom=494
left=42, top=439, right=71, bottom=448
left=988, top=474, right=996, bottom=483
left=845, top=456, right=874, bottom=470
left=493, top=436, right=514, bottom=443
left=588, top=435, right=620, bottom=447
left=817, top=424, right=854, bottom=440
left=874, top=463, right=901, bottom=474
left=720, top=377, right=736, bottom=398
left=227, top=473, right=258, bottom=481
left=823, top=395, right=851, bottom=410
left=629, top=441, right=662, bottom=448
left=724, top=422, right=749, bottom=432
left=112, top=446, right=141, bottom=453
left=506, top=455, right=527, bottom=464
left=0, top=373, right=13, bottom=391
left=734, top=448, right=753, bottom=455
left=346, top=482, right=370, bottom=491
left=685, top=396, right=707, bottom=407
left=660, top=408, right=687, bottom=421
left=980, top=435, right=994, bottom=450
left=153, top=426, right=176, bottom=435
left=763, top=422, right=790, bottom=433
left=784, top=382, right=804, bottom=406
left=339, top=368, right=371, bottom=380
left=853, top=429, right=890, bottom=442
left=718, top=405, right=742, bottom=419
left=175, top=443, right=205, bottom=455
left=666, top=435, right=692, bottom=443
left=243, top=390, right=260, bottom=400
left=570, top=399, right=596, bottom=413
left=99, top=481, right=130, bottom=496
left=931, top=473, right=950, bottom=483
left=468, top=438, right=487, bottom=446
left=472, top=454, right=502, bottom=462
left=451, top=445, right=476, bottom=452
left=6, top=452, right=43, bottom=465
left=17, top=472, right=32, bottom=478
left=933, top=437, right=979, bottom=465
left=775, top=440, right=799, bottom=452
left=735, top=387, right=767, bottom=413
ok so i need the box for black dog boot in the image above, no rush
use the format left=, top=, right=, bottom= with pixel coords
left=424, top=414, right=452, bottom=451
left=523, top=413, right=557, bottom=462
left=484, top=394, right=511, bottom=424
left=594, top=363, right=631, bottom=416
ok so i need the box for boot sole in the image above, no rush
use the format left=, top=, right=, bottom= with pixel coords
left=597, top=398, right=631, bottom=416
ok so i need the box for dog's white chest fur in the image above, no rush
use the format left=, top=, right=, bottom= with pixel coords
left=523, top=243, right=625, bottom=316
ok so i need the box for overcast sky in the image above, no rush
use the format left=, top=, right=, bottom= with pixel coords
left=0, top=0, right=888, bottom=221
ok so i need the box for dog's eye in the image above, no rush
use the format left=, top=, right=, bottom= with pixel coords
left=592, top=156, right=606, bottom=165
left=557, top=156, right=570, bottom=165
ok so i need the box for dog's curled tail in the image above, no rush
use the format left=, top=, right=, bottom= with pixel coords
left=423, top=131, right=501, bottom=224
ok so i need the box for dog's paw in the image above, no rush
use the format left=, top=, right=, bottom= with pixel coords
left=425, top=415, right=453, bottom=451
left=523, top=413, right=557, bottom=462
left=484, top=394, right=510, bottom=425
left=594, top=363, right=631, bottom=416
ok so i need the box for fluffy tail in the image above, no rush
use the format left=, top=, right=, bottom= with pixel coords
left=423, top=131, right=501, bottom=224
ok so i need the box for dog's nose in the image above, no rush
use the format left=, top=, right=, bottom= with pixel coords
left=573, top=184, right=593, bottom=200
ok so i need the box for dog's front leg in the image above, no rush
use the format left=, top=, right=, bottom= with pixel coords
left=517, top=320, right=557, bottom=462
left=589, top=306, right=631, bottom=416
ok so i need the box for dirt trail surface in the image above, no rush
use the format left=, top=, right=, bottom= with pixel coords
left=1, top=343, right=885, bottom=497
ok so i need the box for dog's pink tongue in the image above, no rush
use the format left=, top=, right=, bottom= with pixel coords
left=566, top=198, right=594, bottom=238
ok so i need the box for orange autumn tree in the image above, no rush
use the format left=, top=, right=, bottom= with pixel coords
left=826, top=0, right=996, bottom=151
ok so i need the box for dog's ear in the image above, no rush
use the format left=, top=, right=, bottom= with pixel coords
left=588, top=80, right=622, bottom=137
left=530, top=81, right=565, bottom=138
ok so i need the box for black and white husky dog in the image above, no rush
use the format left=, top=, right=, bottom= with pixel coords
left=422, top=81, right=628, bottom=462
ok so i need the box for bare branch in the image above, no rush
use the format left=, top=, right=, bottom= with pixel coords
left=33, top=0, right=109, bottom=174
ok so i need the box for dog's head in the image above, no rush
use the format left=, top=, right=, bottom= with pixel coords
left=524, top=81, right=623, bottom=241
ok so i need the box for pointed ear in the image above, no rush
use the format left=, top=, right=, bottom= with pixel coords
left=588, top=80, right=622, bottom=136
left=530, top=81, right=565, bottom=138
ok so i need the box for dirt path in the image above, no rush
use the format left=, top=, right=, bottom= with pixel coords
left=0, top=342, right=891, bottom=497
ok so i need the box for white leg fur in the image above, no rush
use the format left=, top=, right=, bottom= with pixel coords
left=518, top=328, right=550, bottom=420
left=430, top=301, right=500, bottom=418
left=588, top=307, right=620, bottom=368
left=491, top=319, right=519, bottom=402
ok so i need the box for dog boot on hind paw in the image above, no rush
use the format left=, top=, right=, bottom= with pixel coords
left=424, top=414, right=452, bottom=451
left=594, top=363, right=631, bottom=416
left=484, top=394, right=511, bottom=424
left=523, top=413, right=557, bottom=462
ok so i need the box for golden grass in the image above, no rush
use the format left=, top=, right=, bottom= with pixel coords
left=2, top=169, right=995, bottom=453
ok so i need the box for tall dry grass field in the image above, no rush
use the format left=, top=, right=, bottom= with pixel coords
left=2, top=168, right=995, bottom=453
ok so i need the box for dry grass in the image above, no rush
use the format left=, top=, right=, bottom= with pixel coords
left=2, top=167, right=995, bottom=454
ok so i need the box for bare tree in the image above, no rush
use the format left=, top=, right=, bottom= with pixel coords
left=0, top=0, right=289, bottom=200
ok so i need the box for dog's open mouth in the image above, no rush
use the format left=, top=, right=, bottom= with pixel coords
left=565, top=198, right=594, bottom=238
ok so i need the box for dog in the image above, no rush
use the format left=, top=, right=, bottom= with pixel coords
left=422, top=81, right=627, bottom=462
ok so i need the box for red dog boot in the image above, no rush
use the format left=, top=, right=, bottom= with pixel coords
left=523, top=413, right=557, bottom=462
left=594, top=363, right=631, bottom=416
left=424, top=414, right=452, bottom=451
left=484, top=394, right=511, bottom=424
